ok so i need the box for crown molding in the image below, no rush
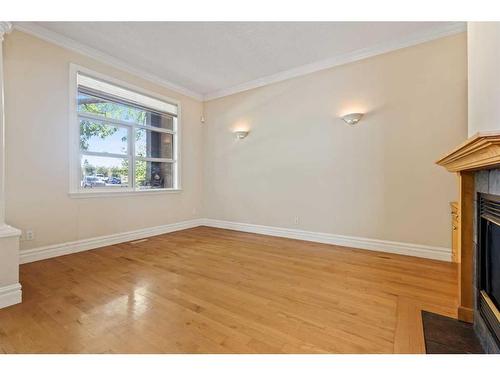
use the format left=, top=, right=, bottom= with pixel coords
left=12, top=22, right=204, bottom=101
left=203, top=22, right=467, bottom=101
left=10, top=22, right=466, bottom=103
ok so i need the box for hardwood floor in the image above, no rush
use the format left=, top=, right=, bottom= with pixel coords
left=0, top=226, right=458, bottom=353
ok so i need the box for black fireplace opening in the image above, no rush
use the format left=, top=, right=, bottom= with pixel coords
left=478, top=193, right=500, bottom=346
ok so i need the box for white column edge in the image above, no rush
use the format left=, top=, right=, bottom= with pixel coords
left=0, top=21, right=12, bottom=226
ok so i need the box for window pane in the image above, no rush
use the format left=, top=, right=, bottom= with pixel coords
left=135, top=129, right=173, bottom=159
left=135, top=161, right=173, bottom=189
left=149, top=114, right=175, bottom=131
left=78, top=91, right=174, bottom=130
left=80, top=119, right=128, bottom=155
left=81, top=155, right=129, bottom=188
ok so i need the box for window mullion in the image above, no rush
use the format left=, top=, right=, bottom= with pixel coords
left=173, top=117, right=178, bottom=189
left=78, top=111, right=133, bottom=129
left=130, top=125, right=135, bottom=190
left=81, top=150, right=128, bottom=159
left=136, top=157, right=175, bottom=163
left=135, top=123, right=175, bottom=135
left=78, top=111, right=176, bottom=135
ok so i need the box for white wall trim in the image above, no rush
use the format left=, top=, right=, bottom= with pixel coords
left=202, top=219, right=451, bottom=261
left=12, top=22, right=204, bottom=101
left=19, top=217, right=451, bottom=265
left=203, top=22, right=466, bottom=101
left=19, top=219, right=204, bottom=264
left=12, top=22, right=465, bottom=103
left=0, top=224, right=21, bottom=238
left=0, top=282, right=22, bottom=309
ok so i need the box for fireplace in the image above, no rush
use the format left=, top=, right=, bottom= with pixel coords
left=477, top=193, right=500, bottom=347
left=436, top=133, right=500, bottom=353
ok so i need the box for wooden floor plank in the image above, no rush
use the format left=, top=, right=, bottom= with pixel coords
left=393, top=296, right=426, bottom=354
left=0, top=226, right=458, bottom=353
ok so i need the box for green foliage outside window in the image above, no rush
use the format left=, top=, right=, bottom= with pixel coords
left=79, top=95, right=147, bottom=183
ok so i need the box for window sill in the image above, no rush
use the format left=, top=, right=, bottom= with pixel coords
left=69, top=189, right=183, bottom=199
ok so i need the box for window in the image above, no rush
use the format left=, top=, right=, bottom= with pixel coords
left=70, top=66, right=180, bottom=195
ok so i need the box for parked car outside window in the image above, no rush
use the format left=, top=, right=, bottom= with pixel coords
left=82, top=176, right=106, bottom=188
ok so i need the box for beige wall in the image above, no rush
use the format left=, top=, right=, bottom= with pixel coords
left=203, top=33, right=467, bottom=249
left=4, top=30, right=468, bottom=253
left=468, top=22, right=500, bottom=136
left=4, top=30, right=204, bottom=250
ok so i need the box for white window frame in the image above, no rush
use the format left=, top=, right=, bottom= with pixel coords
left=68, top=64, right=182, bottom=198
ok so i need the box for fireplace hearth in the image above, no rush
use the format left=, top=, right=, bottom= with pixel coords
left=477, top=193, right=500, bottom=347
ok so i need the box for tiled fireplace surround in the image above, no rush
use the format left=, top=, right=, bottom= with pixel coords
left=473, top=169, right=500, bottom=353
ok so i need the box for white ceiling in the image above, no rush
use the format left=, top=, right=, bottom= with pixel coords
left=18, top=22, right=465, bottom=100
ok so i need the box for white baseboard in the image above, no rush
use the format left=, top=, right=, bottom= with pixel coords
left=202, top=219, right=451, bottom=262
left=0, top=283, right=22, bottom=309
left=20, top=219, right=204, bottom=264
left=19, top=217, right=451, bottom=264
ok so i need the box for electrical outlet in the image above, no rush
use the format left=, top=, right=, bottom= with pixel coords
left=25, top=229, right=34, bottom=241
left=294, top=216, right=300, bottom=225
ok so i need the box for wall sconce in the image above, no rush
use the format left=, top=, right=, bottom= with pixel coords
left=234, top=130, right=249, bottom=139
left=341, top=113, right=363, bottom=126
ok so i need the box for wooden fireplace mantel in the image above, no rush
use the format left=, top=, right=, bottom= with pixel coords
left=436, top=131, right=500, bottom=172
left=436, top=131, right=500, bottom=323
